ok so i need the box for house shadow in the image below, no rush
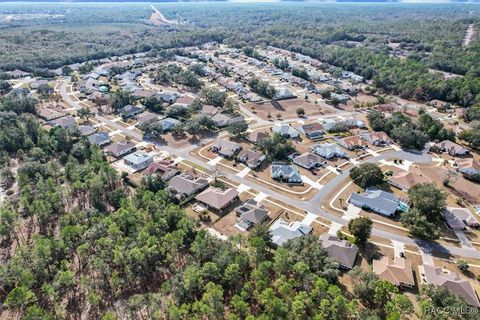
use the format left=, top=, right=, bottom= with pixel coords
left=270, top=100, right=286, bottom=112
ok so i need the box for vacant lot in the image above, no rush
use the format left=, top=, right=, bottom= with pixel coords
left=248, top=98, right=334, bottom=120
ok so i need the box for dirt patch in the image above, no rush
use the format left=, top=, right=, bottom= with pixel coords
left=248, top=98, right=334, bottom=121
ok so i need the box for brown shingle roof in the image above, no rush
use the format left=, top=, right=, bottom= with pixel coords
left=422, top=264, right=480, bottom=307
left=373, top=257, right=414, bottom=287
left=195, top=187, right=239, bottom=211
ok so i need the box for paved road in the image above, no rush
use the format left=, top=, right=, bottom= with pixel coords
left=58, top=78, right=480, bottom=260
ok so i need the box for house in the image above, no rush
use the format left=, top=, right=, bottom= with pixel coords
left=136, top=112, right=159, bottom=126
left=235, top=199, right=269, bottom=231
left=77, top=125, right=96, bottom=136
left=296, top=122, right=324, bottom=140
left=271, top=162, right=303, bottom=184
left=270, top=219, right=312, bottom=246
left=158, top=118, right=181, bottom=132
left=211, top=139, right=242, bottom=158
left=455, top=158, right=480, bottom=176
left=420, top=264, right=480, bottom=307
left=360, top=131, right=391, bottom=146
left=195, top=187, right=239, bottom=213
left=175, top=94, right=195, bottom=105
left=330, top=92, right=350, bottom=104
left=349, top=189, right=409, bottom=216
left=319, top=234, right=358, bottom=270
left=156, top=91, right=179, bottom=104
left=443, top=207, right=479, bottom=230
left=373, top=257, right=415, bottom=288
left=387, top=171, right=430, bottom=192
left=29, top=79, right=48, bottom=90
left=132, top=89, right=156, bottom=99
left=274, top=87, right=296, bottom=100
left=311, top=143, right=348, bottom=159
left=104, top=141, right=136, bottom=158
left=289, top=152, right=326, bottom=170
left=49, top=115, right=76, bottom=129
left=123, top=151, right=154, bottom=170
left=337, top=135, right=368, bottom=150
left=435, top=140, right=469, bottom=156
left=247, top=131, right=270, bottom=144
left=88, top=132, right=111, bottom=147
left=6, top=69, right=31, bottom=78
left=236, top=149, right=266, bottom=169
left=143, top=161, right=179, bottom=181
left=119, top=104, right=146, bottom=119
left=37, top=108, right=65, bottom=121
left=200, top=105, right=219, bottom=117
left=271, top=123, right=300, bottom=139
left=212, top=113, right=245, bottom=128
left=167, top=173, right=209, bottom=200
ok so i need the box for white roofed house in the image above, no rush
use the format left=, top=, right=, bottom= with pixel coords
left=310, top=143, right=348, bottom=160
left=271, top=162, right=303, bottom=184
left=271, top=123, right=300, bottom=139
left=269, top=219, right=312, bottom=246
left=123, top=151, right=154, bottom=171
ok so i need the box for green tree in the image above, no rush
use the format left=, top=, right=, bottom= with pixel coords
left=349, top=163, right=384, bottom=189
left=348, top=217, right=373, bottom=246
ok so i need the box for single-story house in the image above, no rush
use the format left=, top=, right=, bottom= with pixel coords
left=337, top=135, right=368, bottom=150
left=143, top=161, right=179, bottom=181
left=455, top=158, right=480, bottom=176
left=435, top=140, right=469, bottom=156
left=167, top=173, right=209, bottom=200
left=158, top=118, right=181, bottom=132
left=156, top=91, right=179, bottom=104
left=123, top=151, right=154, bottom=171
left=119, top=104, right=146, bottom=119
left=373, top=257, right=415, bottom=288
left=247, top=131, right=270, bottom=144
left=212, top=113, right=245, bottom=128
left=311, top=143, right=348, bottom=159
left=296, top=123, right=324, bottom=140
left=270, top=219, right=312, bottom=246
left=200, top=105, right=219, bottom=117
left=136, top=111, right=159, bottom=127
left=6, top=69, right=31, bottom=78
left=349, top=189, right=409, bottom=216
left=88, top=132, right=111, bottom=147
left=271, top=162, right=303, bottom=184
left=235, top=199, right=269, bottom=231
left=211, top=139, right=242, bottom=158
left=104, top=141, right=136, bottom=158
left=387, top=171, right=430, bottom=192
left=289, top=152, right=326, bottom=170
left=49, top=115, right=76, bottom=129
left=195, top=187, right=239, bottom=213
left=319, top=234, right=358, bottom=269
left=360, top=131, right=391, bottom=146
left=271, top=123, right=300, bottom=139
left=443, top=207, right=479, bottom=230
left=77, top=125, right=96, bottom=136
left=236, top=149, right=266, bottom=169
left=421, top=264, right=480, bottom=307
left=37, top=108, right=65, bottom=121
